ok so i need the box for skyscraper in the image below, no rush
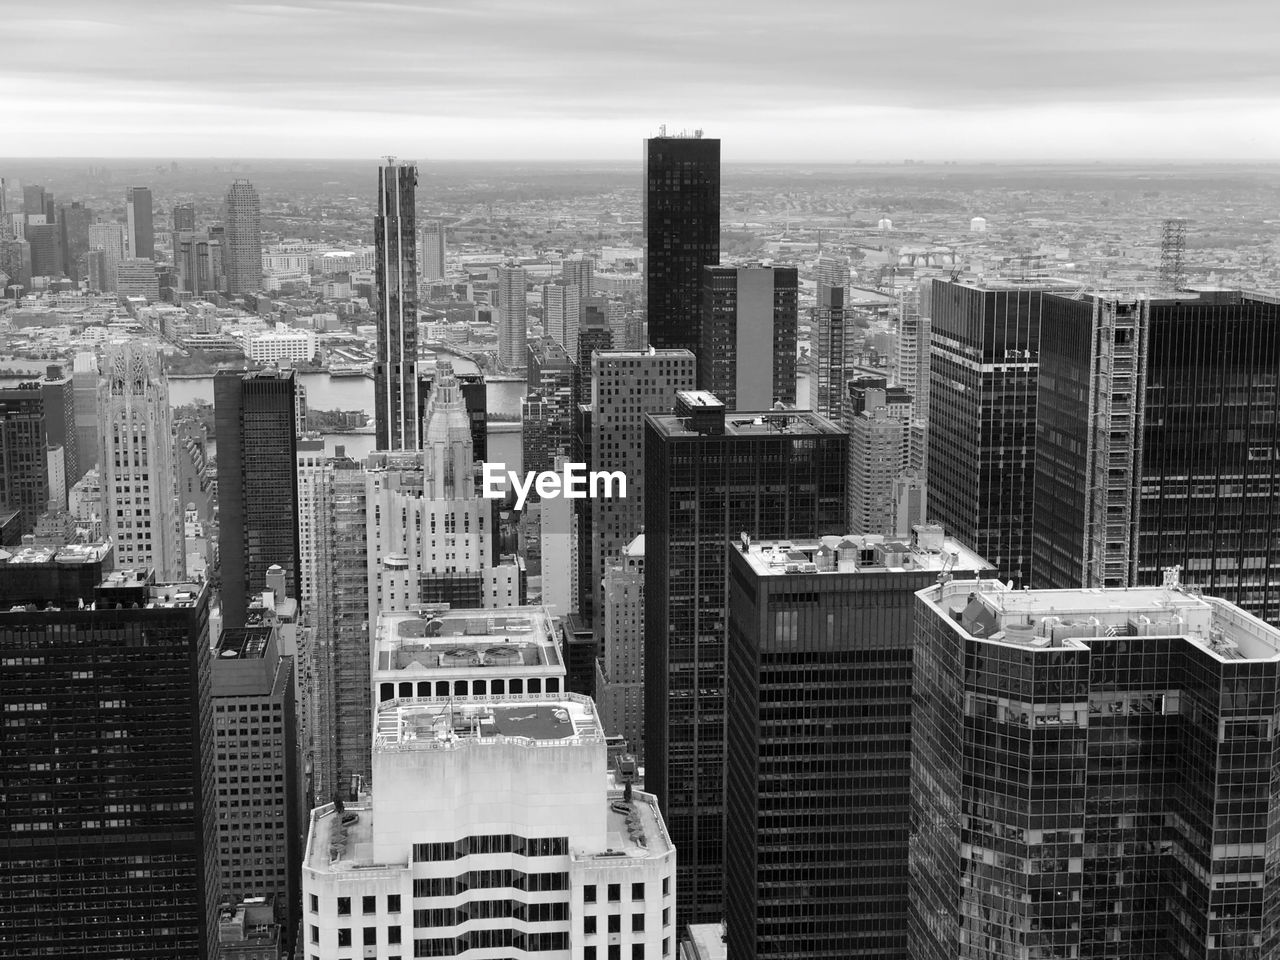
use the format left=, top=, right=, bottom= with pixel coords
left=24, top=221, right=61, bottom=277
left=420, top=217, right=445, bottom=281
left=542, top=279, right=581, bottom=356
left=726, top=527, right=990, bottom=960
left=125, top=185, right=154, bottom=260
left=0, top=550, right=218, bottom=960
left=498, top=262, right=529, bottom=371
left=98, top=341, right=184, bottom=578
left=88, top=220, right=127, bottom=292
left=911, top=574, right=1280, bottom=960
left=215, top=368, right=301, bottom=628
left=644, top=392, right=848, bottom=924
left=22, top=183, right=48, bottom=221
left=374, top=160, right=419, bottom=450
left=644, top=132, right=720, bottom=353
left=574, top=306, right=613, bottom=408
left=39, top=363, right=80, bottom=496
left=173, top=201, right=196, bottom=232
left=699, top=264, right=798, bottom=409
left=522, top=338, right=575, bottom=479
left=809, top=284, right=858, bottom=420
left=846, top=377, right=914, bottom=536
left=57, top=201, right=91, bottom=278
left=223, top=179, right=263, bottom=296
left=115, top=258, right=160, bottom=300
left=0, top=381, right=49, bottom=533
left=595, top=532, right=646, bottom=754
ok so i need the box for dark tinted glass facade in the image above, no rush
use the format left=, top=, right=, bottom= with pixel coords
left=374, top=162, right=419, bottom=451
left=928, top=280, right=1046, bottom=586
left=911, top=582, right=1280, bottom=960
left=0, top=580, right=217, bottom=959
left=215, top=369, right=301, bottom=628
left=644, top=136, right=720, bottom=354
left=645, top=407, right=847, bottom=925
left=0, top=384, right=49, bottom=534
left=698, top=265, right=798, bottom=410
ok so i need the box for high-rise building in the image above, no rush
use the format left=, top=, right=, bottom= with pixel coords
left=699, top=264, right=798, bottom=409
left=928, top=278, right=1056, bottom=586
left=417, top=364, right=487, bottom=464
left=910, top=573, right=1280, bottom=960
left=223, top=179, right=263, bottom=296
left=575, top=306, right=613, bottom=407
left=0, top=551, right=218, bottom=960
left=542, top=279, right=581, bottom=356
left=116, top=257, right=160, bottom=300
left=0, top=237, right=32, bottom=289
left=174, top=230, right=225, bottom=296
left=846, top=376, right=914, bottom=536
left=813, top=254, right=851, bottom=291
left=420, top=218, right=446, bottom=281
left=0, top=381, right=49, bottom=533
left=588, top=348, right=696, bottom=624
left=215, top=367, right=301, bottom=628
left=305, top=606, right=677, bottom=960
left=498, top=263, right=529, bottom=371
left=212, top=619, right=302, bottom=948
left=24, top=221, right=61, bottom=277
left=727, top=527, right=991, bottom=960
left=39, top=363, right=79, bottom=495
left=125, top=185, right=154, bottom=260
left=595, top=532, right=645, bottom=754
left=644, top=132, right=720, bottom=354
left=22, top=183, right=48, bottom=221
left=97, top=341, right=184, bottom=578
left=88, top=220, right=127, bottom=292
left=72, top=350, right=99, bottom=472
left=373, top=160, right=419, bottom=451
left=522, top=338, right=575, bottom=480
left=644, top=392, right=847, bottom=924
left=57, top=201, right=91, bottom=278
left=809, top=284, right=859, bottom=420
left=173, top=201, right=196, bottom=232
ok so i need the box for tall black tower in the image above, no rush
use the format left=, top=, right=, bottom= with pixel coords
left=374, top=160, right=419, bottom=450
left=644, top=133, right=719, bottom=354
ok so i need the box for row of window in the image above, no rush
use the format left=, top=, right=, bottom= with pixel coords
left=414, top=900, right=568, bottom=927
left=414, top=930, right=567, bottom=956
left=412, top=835, right=568, bottom=862
left=412, top=870, right=568, bottom=897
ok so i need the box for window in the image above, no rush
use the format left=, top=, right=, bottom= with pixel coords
left=364, top=927, right=376, bottom=946
left=663, top=937, right=671, bottom=956
left=608, top=883, right=621, bottom=902
left=608, top=915, right=621, bottom=933
left=584, top=884, right=597, bottom=904
left=337, top=897, right=351, bottom=916
left=584, top=916, right=597, bottom=935
left=388, top=928, right=401, bottom=945
left=632, top=913, right=645, bottom=931
left=633, top=946, right=645, bottom=960
left=309, top=894, right=318, bottom=913
left=363, top=895, right=376, bottom=915
left=310, top=925, right=318, bottom=944
left=387, top=894, right=401, bottom=913
left=662, top=877, right=670, bottom=897
left=337, top=928, right=351, bottom=947
left=631, top=882, right=645, bottom=900
left=662, top=907, right=670, bottom=927
left=585, top=949, right=597, bottom=960
left=609, top=946, right=621, bottom=960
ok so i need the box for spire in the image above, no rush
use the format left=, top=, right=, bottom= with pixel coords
left=421, top=359, right=474, bottom=498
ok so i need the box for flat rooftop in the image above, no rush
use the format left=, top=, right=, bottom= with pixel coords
left=648, top=408, right=844, bottom=439
left=374, top=695, right=603, bottom=751
left=217, top=627, right=273, bottom=660
left=375, top=606, right=560, bottom=673
left=924, top=578, right=1280, bottom=663
left=738, top=528, right=990, bottom=578
left=0, top=540, right=112, bottom=566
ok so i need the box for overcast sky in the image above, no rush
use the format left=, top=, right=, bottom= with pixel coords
left=6, top=0, right=1279, bottom=161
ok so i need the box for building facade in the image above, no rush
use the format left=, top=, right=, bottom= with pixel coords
left=374, top=160, right=420, bottom=451
left=0, top=381, right=49, bottom=534
left=224, top=179, right=263, bottom=296
left=420, top=219, right=446, bottom=282
left=498, top=263, right=529, bottom=371
left=595, top=533, right=646, bottom=755
left=126, top=185, right=154, bottom=260
left=698, top=265, right=798, bottom=410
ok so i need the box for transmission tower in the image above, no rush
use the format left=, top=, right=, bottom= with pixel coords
left=1159, top=218, right=1187, bottom=290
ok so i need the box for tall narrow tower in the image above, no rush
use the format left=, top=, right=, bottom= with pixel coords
left=374, top=159, right=419, bottom=450
left=223, top=179, right=263, bottom=296
left=420, top=218, right=446, bottom=281
left=497, top=262, right=528, bottom=371
left=644, top=131, right=720, bottom=353
left=97, top=341, right=184, bottom=579
left=125, top=185, right=154, bottom=260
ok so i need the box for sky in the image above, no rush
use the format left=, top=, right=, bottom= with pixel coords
left=5, top=0, right=1280, bottom=161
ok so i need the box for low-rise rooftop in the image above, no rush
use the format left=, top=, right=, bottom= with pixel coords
left=375, top=605, right=560, bottom=673
left=374, top=695, right=603, bottom=751
left=738, top=525, right=990, bottom=578
left=649, top=406, right=843, bottom=439
left=0, top=539, right=112, bottom=565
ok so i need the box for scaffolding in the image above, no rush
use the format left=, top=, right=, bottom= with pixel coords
left=1158, top=218, right=1187, bottom=290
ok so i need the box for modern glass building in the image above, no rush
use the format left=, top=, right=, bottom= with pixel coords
left=645, top=392, right=847, bottom=925
left=698, top=264, right=798, bottom=410
left=374, top=160, right=419, bottom=451
left=726, top=527, right=991, bottom=959
left=644, top=133, right=720, bottom=355
left=910, top=574, right=1280, bottom=960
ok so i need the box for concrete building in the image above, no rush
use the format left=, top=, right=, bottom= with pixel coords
left=245, top=328, right=317, bottom=365
left=421, top=219, right=446, bottom=282
left=225, top=179, right=263, bottom=296
left=0, top=380, right=50, bottom=534
left=543, top=279, right=581, bottom=357
left=595, top=533, right=645, bottom=755
left=846, top=377, right=913, bottom=537
left=97, top=341, right=184, bottom=578
left=498, top=263, right=529, bottom=371
left=116, top=257, right=160, bottom=300
left=698, top=265, right=797, bottom=410
left=809, top=284, right=858, bottom=421
left=72, top=349, right=99, bottom=468
left=88, top=221, right=127, bottom=292
left=522, top=339, right=575, bottom=483
left=216, top=897, right=283, bottom=960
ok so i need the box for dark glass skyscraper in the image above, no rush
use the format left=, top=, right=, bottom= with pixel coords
left=699, top=264, right=797, bottom=410
left=0, top=548, right=218, bottom=960
left=126, top=185, right=154, bottom=260
left=215, top=368, right=301, bottom=628
left=727, top=528, right=991, bottom=960
left=374, top=160, right=419, bottom=451
left=0, top=381, right=49, bottom=533
left=644, top=133, right=719, bottom=353
left=645, top=392, right=847, bottom=925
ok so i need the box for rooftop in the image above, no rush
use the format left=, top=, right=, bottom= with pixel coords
left=374, top=695, right=603, bottom=751
left=649, top=407, right=844, bottom=439
left=738, top=526, right=990, bottom=578
left=923, top=574, right=1280, bottom=663
left=217, top=626, right=273, bottom=660
left=375, top=605, right=561, bottom=674
left=0, top=539, right=112, bottom=566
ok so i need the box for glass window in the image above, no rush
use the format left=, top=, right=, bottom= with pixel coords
left=337, top=897, right=350, bottom=916
left=584, top=884, right=597, bottom=903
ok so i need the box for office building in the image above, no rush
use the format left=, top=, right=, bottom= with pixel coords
left=644, top=392, right=847, bottom=924
left=58, top=201, right=91, bottom=278
left=562, top=254, right=593, bottom=305
left=88, top=220, right=127, bottom=292
left=910, top=573, right=1280, bottom=960
left=22, top=183, right=50, bottom=221
left=588, top=348, right=696, bottom=624
left=498, top=262, right=529, bottom=371
left=0, top=237, right=32, bottom=289
left=212, top=620, right=302, bottom=947
left=846, top=377, right=914, bottom=537
left=39, top=363, right=80, bottom=493
left=644, top=132, right=720, bottom=354
left=374, top=160, right=420, bottom=451
left=215, top=367, right=301, bottom=628
left=595, top=532, right=645, bottom=754
left=928, top=278, right=1056, bottom=586
left=727, top=527, right=990, bottom=960
left=25, top=221, right=61, bottom=277
left=575, top=307, right=613, bottom=407
left=699, top=264, right=797, bottom=410
left=98, top=341, right=184, bottom=578
left=420, top=218, right=446, bottom=281
left=116, top=257, right=160, bottom=300
left=304, top=607, right=676, bottom=960
left=543, top=279, right=581, bottom=356
left=813, top=254, right=850, bottom=291
left=174, top=229, right=225, bottom=297
left=0, top=381, right=49, bottom=533
left=72, top=350, right=99, bottom=471
left=173, top=202, right=197, bottom=232
left=417, top=363, right=487, bottom=464
left=0, top=551, right=218, bottom=960
left=523, top=338, right=575, bottom=480
left=126, top=185, right=154, bottom=260
left=217, top=897, right=283, bottom=960
left=809, top=284, right=859, bottom=421
left=223, top=179, right=263, bottom=295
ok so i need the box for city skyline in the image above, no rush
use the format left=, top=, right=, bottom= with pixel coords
left=4, top=1, right=1278, bottom=161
